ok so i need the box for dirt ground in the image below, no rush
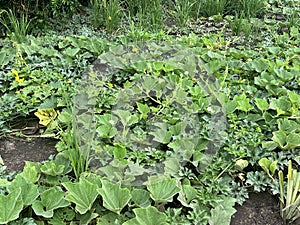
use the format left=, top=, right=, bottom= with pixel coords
left=231, top=191, right=300, bottom=225
left=0, top=136, right=57, bottom=172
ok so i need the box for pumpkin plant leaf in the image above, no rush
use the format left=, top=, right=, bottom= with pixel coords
left=123, top=206, right=168, bottom=225
left=209, top=197, right=236, bottom=225
left=146, top=175, right=180, bottom=203
left=32, top=187, right=69, bottom=218
left=20, top=162, right=40, bottom=183
left=131, top=189, right=151, bottom=208
left=233, top=93, right=253, bottom=112
left=255, top=98, right=269, bottom=111
left=62, top=178, right=98, bottom=214
left=40, top=161, right=65, bottom=176
left=97, top=179, right=132, bottom=214
left=272, top=130, right=287, bottom=149
left=0, top=188, right=23, bottom=224
left=137, top=102, right=150, bottom=119
left=259, top=158, right=277, bottom=178
left=34, top=108, right=57, bottom=126
left=177, top=184, right=198, bottom=207
left=8, top=175, right=39, bottom=206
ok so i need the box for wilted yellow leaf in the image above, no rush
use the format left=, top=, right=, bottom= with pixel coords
left=34, top=108, right=57, bottom=126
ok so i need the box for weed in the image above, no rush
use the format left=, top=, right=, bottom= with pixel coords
left=229, top=14, right=253, bottom=38
left=0, top=9, right=34, bottom=42
left=201, top=0, right=227, bottom=17
left=173, top=0, right=196, bottom=27
left=90, top=0, right=121, bottom=31
left=226, top=0, right=266, bottom=18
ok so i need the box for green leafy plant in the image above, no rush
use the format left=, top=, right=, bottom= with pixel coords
left=50, top=0, right=80, bottom=17
left=0, top=188, right=23, bottom=224
left=259, top=158, right=277, bottom=180
left=135, top=0, right=163, bottom=31
left=97, top=179, right=132, bottom=214
left=62, top=177, right=99, bottom=214
left=123, top=206, right=168, bottom=225
left=278, top=161, right=300, bottom=225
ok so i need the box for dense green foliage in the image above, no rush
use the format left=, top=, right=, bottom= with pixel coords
left=0, top=0, right=300, bottom=224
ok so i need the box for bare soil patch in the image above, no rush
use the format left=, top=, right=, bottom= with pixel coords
left=0, top=136, right=57, bottom=172
left=231, top=192, right=300, bottom=225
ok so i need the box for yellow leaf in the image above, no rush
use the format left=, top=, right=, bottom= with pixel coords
left=132, top=46, right=138, bottom=53
left=34, top=108, right=57, bottom=126
left=12, top=69, right=24, bottom=83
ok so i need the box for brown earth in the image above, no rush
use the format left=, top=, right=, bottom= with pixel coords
left=231, top=192, right=300, bottom=225
left=0, top=136, right=57, bottom=172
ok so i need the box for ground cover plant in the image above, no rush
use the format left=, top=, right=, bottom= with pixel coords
left=0, top=0, right=300, bottom=224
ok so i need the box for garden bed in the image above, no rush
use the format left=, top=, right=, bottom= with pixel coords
left=0, top=0, right=299, bottom=224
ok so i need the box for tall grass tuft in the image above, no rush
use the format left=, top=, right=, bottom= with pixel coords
left=173, top=0, right=196, bottom=27
left=90, top=0, right=121, bottom=32
left=0, top=9, right=34, bottom=42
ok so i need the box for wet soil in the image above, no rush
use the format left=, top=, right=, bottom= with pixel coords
left=0, top=136, right=57, bottom=172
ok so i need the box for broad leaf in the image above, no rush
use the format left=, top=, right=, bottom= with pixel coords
left=247, top=58, right=269, bottom=72
left=123, top=206, right=168, bottom=225
left=278, top=119, right=300, bottom=133
left=63, top=47, right=81, bottom=58
left=178, top=184, right=198, bottom=207
left=32, top=187, right=69, bottom=218
left=97, top=180, right=132, bottom=214
left=258, top=158, right=277, bottom=178
left=131, top=189, right=151, bottom=208
left=8, top=175, right=39, bottom=206
left=269, top=97, right=291, bottom=116
left=272, top=130, right=287, bottom=149
left=233, top=93, right=253, bottom=112
left=20, top=162, right=40, bottom=183
left=234, top=159, right=249, bottom=171
left=137, top=102, right=150, bottom=119
left=209, top=197, right=236, bottom=225
left=146, top=175, right=180, bottom=203
left=274, top=68, right=294, bottom=81
left=40, top=161, right=65, bottom=176
left=255, top=98, right=269, bottom=111
left=63, top=178, right=98, bottom=214
left=164, top=157, right=181, bottom=176
left=34, top=108, right=57, bottom=126
left=0, top=188, right=23, bottom=224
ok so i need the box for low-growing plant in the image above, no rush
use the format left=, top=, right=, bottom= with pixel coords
left=50, top=0, right=80, bottom=17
